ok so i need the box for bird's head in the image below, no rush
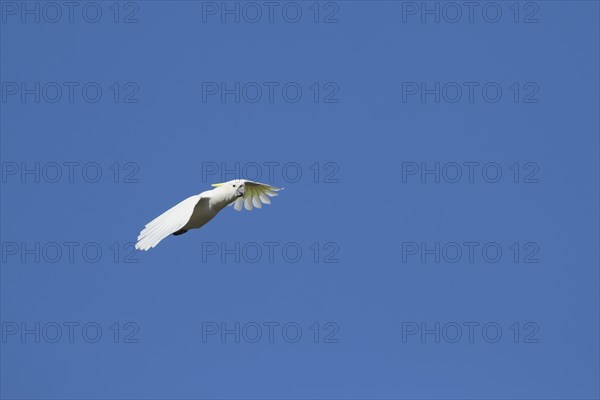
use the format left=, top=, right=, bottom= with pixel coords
left=211, top=179, right=245, bottom=201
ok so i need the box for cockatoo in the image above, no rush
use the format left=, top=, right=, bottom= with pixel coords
left=135, top=179, right=283, bottom=251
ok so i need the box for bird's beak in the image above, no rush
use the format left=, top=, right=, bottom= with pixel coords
left=236, top=186, right=245, bottom=198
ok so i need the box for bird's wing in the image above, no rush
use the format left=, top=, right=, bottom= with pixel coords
left=230, top=180, right=283, bottom=211
left=135, top=195, right=202, bottom=251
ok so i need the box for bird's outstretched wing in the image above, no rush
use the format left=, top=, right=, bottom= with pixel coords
left=230, top=180, right=283, bottom=211
left=135, top=195, right=202, bottom=251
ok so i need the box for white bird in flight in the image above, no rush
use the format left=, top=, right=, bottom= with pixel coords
left=135, top=179, right=283, bottom=251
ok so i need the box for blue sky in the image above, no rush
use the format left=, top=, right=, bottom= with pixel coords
left=1, top=1, right=599, bottom=399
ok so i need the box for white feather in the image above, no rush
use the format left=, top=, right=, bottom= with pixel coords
left=234, top=197, right=244, bottom=211
left=135, top=195, right=201, bottom=251
left=244, top=196, right=253, bottom=211
left=259, top=193, right=270, bottom=204
left=236, top=180, right=283, bottom=211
